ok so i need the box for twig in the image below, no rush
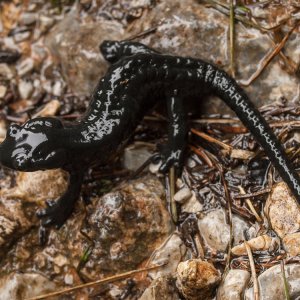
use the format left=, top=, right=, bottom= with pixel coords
left=24, top=263, right=166, bottom=300
left=240, top=22, right=299, bottom=86
left=281, top=260, right=291, bottom=300
left=204, top=0, right=286, bottom=32
left=191, top=128, right=232, bottom=151
left=238, top=186, right=263, bottom=223
left=234, top=188, right=271, bottom=199
left=245, top=241, right=259, bottom=300
left=189, top=145, right=214, bottom=167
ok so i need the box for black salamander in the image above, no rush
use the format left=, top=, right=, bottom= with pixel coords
left=1, top=40, right=300, bottom=227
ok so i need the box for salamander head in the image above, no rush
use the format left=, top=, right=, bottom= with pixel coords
left=0, top=117, right=66, bottom=171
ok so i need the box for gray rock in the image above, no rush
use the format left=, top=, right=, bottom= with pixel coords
left=198, top=208, right=250, bottom=252
left=245, top=264, right=300, bottom=300
left=174, top=187, right=192, bottom=204
left=123, top=142, right=154, bottom=171
left=140, top=274, right=181, bottom=300
left=148, top=233, right=186, bottom=280
left=181, top=191, right=203, bottom=213
left=217, top=269, right=250, bottom=300
left=45, top=9, right=124, bottom=95
left=20, top=12, right=37, bottom=25
left=52, top=80, right=64, bottom=97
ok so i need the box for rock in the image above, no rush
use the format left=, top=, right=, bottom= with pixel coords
left=20, top=12, right=37, bottom=25
left=18, top=79, right=33, bottom=99
left=231, top=234, right=279, bottom=256
left=174, top=187, right=192, bottom=204
left=198, top=209, right=250, bottom=252
left=31, top=44, right=48, bottom=66
left=245, top=264, right=300, bottom=300
left=217, top=269, right=250, bottom=300
left=123, top=142, right=154, bottom=171
left=181, top=191, right=203, bottom=213
left=0, top=63, right=14, bottom=80
left=39, top=15, right=55, bottom=33
left=80, top=175, right=173, bottom=279
left=0, top=197, right=32, bottom=254
left=17, top=57, right=34, bottom=76
left=264, top=182, right=300, bottom=238
left=52, top=80, right=64, bottom=97
left=283, top=232, right=300, bottom=256
left=0, top=85, right=7, bottom=98
left=148, top=233, right=186, bottom=280
left=176, top=259, right=221, bottom=300
left=1, top=169, right=68, bottom=202
left=14, top=31, right=31, bottom=43
left=45, top=9, right=124, bottom=94
left=140, top=274, right=181, bottom=300
left=0, top=272, right=57, bottom=300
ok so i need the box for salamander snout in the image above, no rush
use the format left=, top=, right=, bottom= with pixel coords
left=100, top=40, right=121, bottom=64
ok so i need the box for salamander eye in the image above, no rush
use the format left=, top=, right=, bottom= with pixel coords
left=8, top=124, right=20, bottom=137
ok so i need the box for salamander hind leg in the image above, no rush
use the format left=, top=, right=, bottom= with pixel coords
left=36, top=171, right=83, bottom=228
left=159, top=91, right=188, bottom=173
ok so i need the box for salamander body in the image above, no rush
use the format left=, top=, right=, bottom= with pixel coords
left=1, top=40, right=299, bottom=227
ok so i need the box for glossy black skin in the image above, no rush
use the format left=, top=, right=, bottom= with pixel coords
left=1, top=40, right=300, bottom=227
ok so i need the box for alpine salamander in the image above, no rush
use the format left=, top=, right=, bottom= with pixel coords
left=1, top=40, right=300, bottom=227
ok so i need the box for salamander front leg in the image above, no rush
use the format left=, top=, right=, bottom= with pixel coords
left=37, top=171, right=84, bottom=228
left=159, top=92, right=187, bottom=173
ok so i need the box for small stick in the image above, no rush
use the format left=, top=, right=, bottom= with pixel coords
left=24, top=263, right=166, bottom=300
left=281, top=260, right=291, bottom=300
left=240, top=22, right=299, bottom=86
left=234, top=188, right=271, bottom=199
left=245, top=241, right=259, bottom=300
left=238, top=186, right=263, bottom=223
left=191, top=128, right=232, bottom=151
left=189, top=145, right=214, bottom=167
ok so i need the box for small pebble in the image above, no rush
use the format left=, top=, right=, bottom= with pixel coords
left=0, top=85, right=7, bottom=98
left=39, top=15, right=55, bottom=33
left=52, top=80, right=64, bottom=97
left=0, top=63, right=14, bottom=79
left=174, top=187, right=192, bottom=203
left=14, top=31, right=31, bottom=43
left=20, top=12, right=37, bottom=25
left=176, top=259, right=221, bottom=300
left=17, top=58, right=34, bottom=76
left=18, top=80, right=33, bottom=99
left=64, top=274, right=74, bottom=285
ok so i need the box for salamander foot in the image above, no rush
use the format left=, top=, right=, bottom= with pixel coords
left=157, top=144, right=184, bottom=174
left=36, top=197, right=76, bottom=228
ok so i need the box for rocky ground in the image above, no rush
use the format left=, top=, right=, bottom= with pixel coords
left=0, top=0, right=300, bottom=299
